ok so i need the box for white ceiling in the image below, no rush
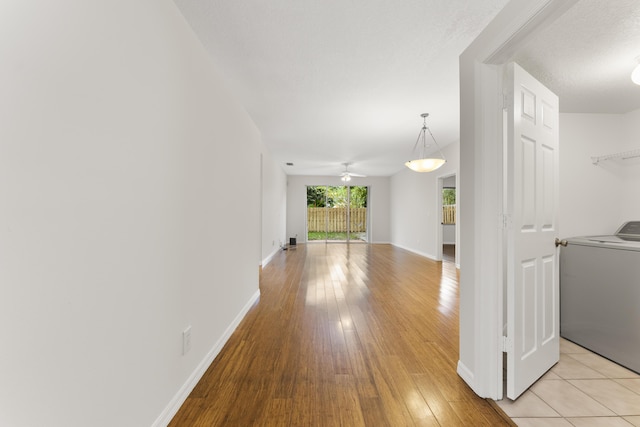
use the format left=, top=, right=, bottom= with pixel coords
left=512, top=0, right=640, bottom=114
left=173, top=0, right=640, bottom=177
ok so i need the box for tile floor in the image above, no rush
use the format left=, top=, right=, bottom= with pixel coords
left=497, top=338, right=640, bottom=426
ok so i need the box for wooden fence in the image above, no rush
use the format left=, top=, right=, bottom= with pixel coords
left=443, top=205, right=456, bottom=225
left=307, top=207, right=367, bottom=232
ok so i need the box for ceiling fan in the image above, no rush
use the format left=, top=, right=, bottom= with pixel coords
left=340, top=163, right=366, bottom=182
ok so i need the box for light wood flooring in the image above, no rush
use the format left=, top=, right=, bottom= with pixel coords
left=169, top=243, right=513, bottom=426
left=442, top=244, right=455, bottom=263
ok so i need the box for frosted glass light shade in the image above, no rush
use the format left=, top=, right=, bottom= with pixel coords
left=632, top=63, right=640, bottom=85
left=405, top=158, right=446, bottom=172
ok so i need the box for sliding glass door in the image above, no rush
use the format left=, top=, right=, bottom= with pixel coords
left=306, top=185, right=368, bottom=243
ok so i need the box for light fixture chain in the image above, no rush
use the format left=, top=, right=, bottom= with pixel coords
left=411, top=127, right=424, bottom=157
left=426, top=126, right=446, bottom=160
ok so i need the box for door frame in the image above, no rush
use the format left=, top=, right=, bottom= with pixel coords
left=457, top=0, right=578, bottom=399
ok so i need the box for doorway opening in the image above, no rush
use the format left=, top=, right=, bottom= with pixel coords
left=306, top=185, right=368, bottom=243
left=438, top=174, right=457, bottom=263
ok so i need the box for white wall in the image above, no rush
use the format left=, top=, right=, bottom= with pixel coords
left=261, top=149, right=287, bottom=265
left=286, top=175, right=391, bottom=244
left=443, top=225, right=456, bottom=244
left=390, top=142, right=459, bottom=259
left=443, top=175, right=456, bottom=187
left=0, top=2, right=264, bottom=426
left=621, top=109, right=640, bottom=219
left=560, top=110, right=640, bottom=238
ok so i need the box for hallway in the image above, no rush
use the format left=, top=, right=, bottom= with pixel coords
left=170, top=244, right=511, bottom=426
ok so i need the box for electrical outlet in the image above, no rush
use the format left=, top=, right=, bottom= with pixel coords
left=183, top=326, right=192, bottom=355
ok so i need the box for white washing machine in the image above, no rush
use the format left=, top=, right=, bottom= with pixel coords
left=560, top=221, right=640, bottom=373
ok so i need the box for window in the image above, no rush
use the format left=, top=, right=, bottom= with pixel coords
left=442, top=187, right=456, bottom=225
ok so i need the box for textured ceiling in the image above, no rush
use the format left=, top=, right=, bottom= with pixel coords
left=173, top=0, right=640, bottom=177
left=173, top=0, right=509, bottom=176
left=512, top=0, right=640, bottom=114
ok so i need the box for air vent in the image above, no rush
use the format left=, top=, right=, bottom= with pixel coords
left=286, top=162, right=294, bottom=166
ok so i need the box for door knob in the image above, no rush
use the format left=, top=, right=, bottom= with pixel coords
left=555, top=238, right=568, bottom=247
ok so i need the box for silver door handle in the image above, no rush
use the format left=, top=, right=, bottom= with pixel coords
left=555, top=238, right=568, bottom=247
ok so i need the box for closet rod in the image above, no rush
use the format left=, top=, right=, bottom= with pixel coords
left=591, top=148, right=640, bottom=165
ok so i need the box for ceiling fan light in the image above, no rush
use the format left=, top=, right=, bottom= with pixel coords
left=341, top=174, right=352, bottom=182
left=632, top=62, right=640, bottom=85
left=405, top=158, right=446, bottom=173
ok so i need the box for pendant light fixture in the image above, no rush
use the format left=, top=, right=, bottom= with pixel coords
left=405, top=113, right=446, bottom=173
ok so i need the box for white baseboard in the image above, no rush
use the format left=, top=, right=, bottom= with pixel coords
left=390, top=243, right=437, bottom=261
left=261, top=246, right=281, bottom=267
left=457, top=359, right=475, bottom=388
left=152, top=290, right=260, bottom=427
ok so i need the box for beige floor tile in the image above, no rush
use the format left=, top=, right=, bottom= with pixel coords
left=503, top=341, right=640, bottom=426
left=496, top=390, right=560, bottom=418
left=560, top=338, right=590, bottom=354
left=568, top=353, right=640, bottom=379
left=530, top=380, right=614, bottom=417
left=616, top=379, right=640, bottom=395
left=565, top=417, right=635, bottom=427
left=541, top=371, right=562, bottom=380
left=512, top=418, right=573, bottom=426
left=569, top=380, right=640, bottom=416
left=551, top=354, right=606, bottom=380
left=624, top=416, right=640, bottom=426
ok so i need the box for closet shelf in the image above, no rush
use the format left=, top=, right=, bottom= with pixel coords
left=591, top=148, right=640, bottom=165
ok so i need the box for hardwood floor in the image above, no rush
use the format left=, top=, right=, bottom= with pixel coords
left=442, top=244, right=455, bottom=263
left=169, top=243, right=513, bottom=426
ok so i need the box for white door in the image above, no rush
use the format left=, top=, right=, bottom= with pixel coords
left=505, top=63, right=560, bottom=399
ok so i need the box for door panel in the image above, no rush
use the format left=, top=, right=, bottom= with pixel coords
left=506, top=62, right=560, bottom=399
left=520, top=136, right=536, bottom=229
left=521, top=259, right=536, bottom=357
left=542, top=255, right=555, bottom=344
left=541, top=144, right=555, bottom=229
